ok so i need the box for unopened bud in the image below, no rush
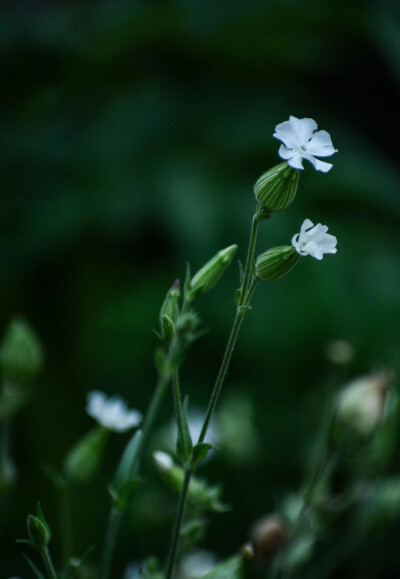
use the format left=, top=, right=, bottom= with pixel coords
left=251, top=514, right=289, bottom=565
left=159, top=280, right=180, bottom=342
left=189, top=245, right=238, bottom=300
left=1, top=319, right=44, bottom=381
left=63, top=427, right=109, bottom=483
left=254, top=162, right=299, bottom=212
left=335, top=372, right=392, bottom=441
left=256, top=246, right=299, bottom=281
left=27, top=504, right=51, bottom=550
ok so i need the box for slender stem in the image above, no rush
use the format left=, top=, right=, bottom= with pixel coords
left=99, top=507, right=122, bottom=579
left=239, top=204, right=262, bottom=304
left=41, top=547, right=58, bottom=579
left=198, top=308, right=246, bottom=444
left=165, top=469, right=191, bottom=578
left=166, top=208, right=263, bottom=577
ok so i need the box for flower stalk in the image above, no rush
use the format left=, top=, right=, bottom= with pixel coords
left=165, top=209, right=264, bottom=578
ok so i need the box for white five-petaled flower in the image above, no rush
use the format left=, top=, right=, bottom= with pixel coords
left=86, top=390, right=142, bottom=432
left=292, top=219, right=337, bottom=260
left=274, top=116, right=337, bottom=173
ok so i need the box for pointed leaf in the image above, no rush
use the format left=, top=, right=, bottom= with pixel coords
left=176, top=396, right=193, bottom=464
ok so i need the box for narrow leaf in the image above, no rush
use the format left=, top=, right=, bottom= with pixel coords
left=192, top=442, right=214, bottom=468
left=22, top=554, right=46, bottom=579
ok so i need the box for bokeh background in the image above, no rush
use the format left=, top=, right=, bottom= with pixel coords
left=1, top=0, right=400, bottom=577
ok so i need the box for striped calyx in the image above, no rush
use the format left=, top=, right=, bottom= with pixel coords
left=256, top=246, right=299, bottom=281
left=254, top=162, right=299, bottom=212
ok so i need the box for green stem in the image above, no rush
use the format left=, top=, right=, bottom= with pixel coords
left=99, top=507, right=122, bottom=579
left=166, top=209, right=263, bottom=578
left=41, top=547, right=58, bottom=579
left=165, top=469, right=192, bottom=578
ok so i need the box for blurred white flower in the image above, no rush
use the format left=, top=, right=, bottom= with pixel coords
left=86, top=391, right=142, bottom=432
left=274, top=116, right=337, bottom=173
left=178, top=550, right=218, bottom=579
left=336, top=373, right=391, bottom=437
left=153, top=450, right=174, bottom=471
left=292, top=219, right=337, bottom=260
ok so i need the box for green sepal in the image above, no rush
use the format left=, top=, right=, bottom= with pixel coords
left=22, top=554, right=46, bottom=579
left=189, top=245, right=238, bottom=300
left=176, top=397, right=193, bottom=465
left=1, top=318, right=44, bottom=382
left=254, top=162, right=299, bottom=212
left=256, top=246, right=299, bottom=282
left=192, top=442, right=214, bottom=468
left=203, top=554, right=245, bottom=578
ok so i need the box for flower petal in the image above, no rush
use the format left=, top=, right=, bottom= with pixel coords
left=273, top=120, right=298, bottom=149
left=307, top=130, right=337, bottom=157
left=278, top=144, right=294, bottom=160
left=303, top=154, right=333, bottom=173
left=288, top=154, right=304, bottom=170
left=289, top=116, right=318, bottom=142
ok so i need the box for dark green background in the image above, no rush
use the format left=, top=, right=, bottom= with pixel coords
left=1, top=0, right=400, bottom=576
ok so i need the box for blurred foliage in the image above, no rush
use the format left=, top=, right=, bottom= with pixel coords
left=1, top=0, right=400, bottom=576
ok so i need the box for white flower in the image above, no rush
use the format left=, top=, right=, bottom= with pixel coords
left=274, top=116, right=337, bottom=173
left=86, top=390, right=142, bottom=432
left=292, top=219, right=337, bottom=260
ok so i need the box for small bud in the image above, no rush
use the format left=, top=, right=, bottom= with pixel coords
left=159, top=280, right=180, bottom=342
left=251, top=514, right=289, bottom=565
left=254, top=162, right=299, bottom=212
left=1, top=318, right=44, bottom=381
left=256, top=246, right=299, bottom=281
left=27, top=504, right=51, bottom=550
left=189, top=245, right=238, bottom=300
left=335, top=372, right=391, bottom=441
left=63, top=427, right=109, bottom=483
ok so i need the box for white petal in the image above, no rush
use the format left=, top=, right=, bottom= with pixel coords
left=288, top=154, right=304, bottom=170
left=289, top=116, right=318, bottom=142
left=273, top=121, right=298, bottom=149
left=307, top=130, right=337, bottom=157
left=303, top=154, right=333, bottom=173
left=278, top=144, right=294, bottom=160
left=300, top=219, right=314, bottom=234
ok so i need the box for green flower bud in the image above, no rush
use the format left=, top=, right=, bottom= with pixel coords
left=63, top=427, right=109, bottom=483
left=27, top=504, right=51, bottom=549
left=1, top=318, right=44, bottom=381
left=159, top=280, right=180, bottom=342
left=254, top=162, right=299, bottom=212
left=256, top=246, right=299, bottom=281
left=189, top=245, right=238, bottom=300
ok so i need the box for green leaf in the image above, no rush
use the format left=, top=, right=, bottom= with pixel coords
left=203, top=555, right=244, bottom=578
left=109, top=478, right=140, bottom=510
left=192, top=442, right=214, bottom=468
left=176, top=396, right=193, bottom=464
left=22, top=554, right=46, bottom=579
